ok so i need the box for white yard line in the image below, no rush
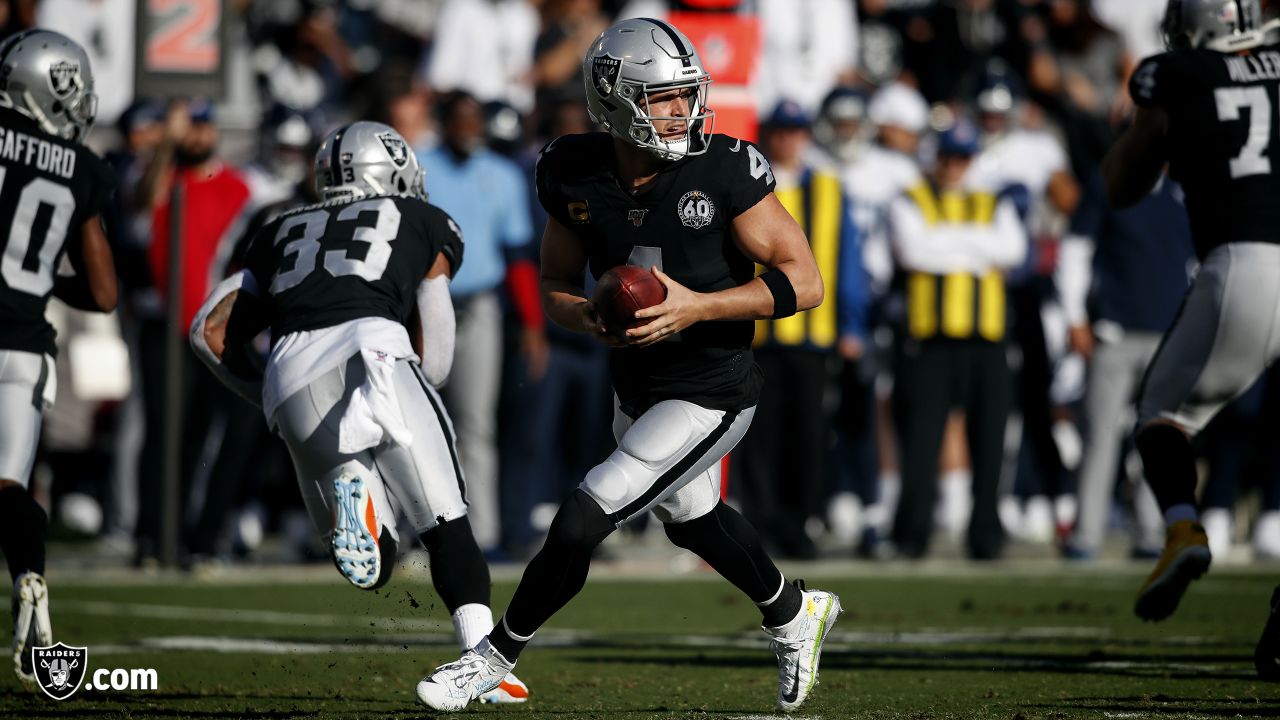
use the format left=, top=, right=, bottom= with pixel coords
left=56, top=599, right=449, bottom=631
left=62, top=600, right=1246, bottom=648
left=85, top=633, right=1251, bottom=679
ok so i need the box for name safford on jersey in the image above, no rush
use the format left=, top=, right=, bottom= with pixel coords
left=0, top=125, right=77, bottom=178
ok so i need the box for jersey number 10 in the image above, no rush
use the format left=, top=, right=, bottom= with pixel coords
left=270, top=198, right=401, bottom=295
left=1216, top=86, right=1278, bottom=179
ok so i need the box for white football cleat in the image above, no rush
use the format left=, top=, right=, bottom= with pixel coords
left=331, top=470, right=392, bottom=589
left=416, top=637, right=515, bottom=712
left=478, top=672, right=529, bottom=703
left=12, top=572, right=52, bottom=691
left=764, top=580, right=841, bottom=713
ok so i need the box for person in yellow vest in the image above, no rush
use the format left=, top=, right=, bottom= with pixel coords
left=735, top=100, right=869, bottom=559
left=887, top=117, right=1026, bottom=560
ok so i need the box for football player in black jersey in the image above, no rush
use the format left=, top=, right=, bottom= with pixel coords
left=418, top=18, right=840, bottom=713
left=0, top=30, right=117, bottom=690
left=191, top=122, right=527, bottom=703
left=1103, top=0, right=1280, bottom=664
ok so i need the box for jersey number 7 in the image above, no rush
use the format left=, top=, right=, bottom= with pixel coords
left=1216, top=86, right=1277, bottom=179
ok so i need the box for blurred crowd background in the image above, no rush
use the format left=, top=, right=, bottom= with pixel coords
left=9, top=0, right=1280, bottom=570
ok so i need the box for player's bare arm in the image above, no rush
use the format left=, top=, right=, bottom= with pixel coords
left=539, top=216, right=618, bottom=345
left=201, top=290, right=238, bottom=359
left=53, top=216, right=118, bottom=312
left=1103, top=105, right=1169, bottom=208
left=190, top=271, right=267, bottom=405
left=627, top=193, right=823, bottom=346
left=1047, top=169, right=1081, bottom=215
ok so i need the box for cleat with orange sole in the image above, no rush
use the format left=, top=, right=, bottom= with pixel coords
left=332, top=470, right=388, bottom=589
left=1134, top=520, right=1212, bottom=622
left=479, top=673, right=530, bottom=703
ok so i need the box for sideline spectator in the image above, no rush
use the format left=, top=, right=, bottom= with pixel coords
left=888, top=118, right=1026, bottom=560
left=418, top=92, right=539, bottom=554
left=735, top=100, right=868, bottom=559
left=1060, top=172, right=1194, bottom=561
left=133, top=100, right=252, bottom=565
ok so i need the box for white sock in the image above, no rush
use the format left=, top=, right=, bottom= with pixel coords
left=451, top=603, right=495, bottom=651
left=1164, top=503, right=1199, bottom=526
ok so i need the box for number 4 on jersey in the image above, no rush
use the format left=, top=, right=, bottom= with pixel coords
left=747, top=144, right=774, bottom=185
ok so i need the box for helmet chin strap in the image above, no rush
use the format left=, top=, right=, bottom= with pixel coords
left=21, top=90, right=60, bottom=137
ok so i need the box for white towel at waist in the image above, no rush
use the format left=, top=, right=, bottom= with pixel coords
left=338, top=347, right=414, bottom=454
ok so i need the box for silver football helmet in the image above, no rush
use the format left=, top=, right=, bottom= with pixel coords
left=1162, top=0, right=1269, bottom=53
left=0, top=29, right=97, bottom=142
left=583, top=18, right=714, bottom=160
left=314, top=121, right=426, bottom=202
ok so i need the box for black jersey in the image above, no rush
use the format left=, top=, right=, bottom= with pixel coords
left=0, top=108, right=115, bottom=356
left=1131, top=44, right=1280, bottom=258
left=536, top=132, right=775, bottom=414
left=241, top=194, right=463, bottom=341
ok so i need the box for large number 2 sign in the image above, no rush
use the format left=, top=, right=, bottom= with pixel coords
left=146, top=0, right=220, bottom=73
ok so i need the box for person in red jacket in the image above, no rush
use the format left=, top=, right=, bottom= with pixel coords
left=132, top=99, right=252, bottom=566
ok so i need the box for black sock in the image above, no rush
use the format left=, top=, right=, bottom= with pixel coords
left=420, top=516, right=490, bottom=613
left=760, top=580, right=803, bottom=628
left=1136, top=423, right=1199, bottom=515
left=0, top=485, right=47, bottom=584
left=490, top=491, right=615, bottom=661
left=664, top=502, right=800, bottom=627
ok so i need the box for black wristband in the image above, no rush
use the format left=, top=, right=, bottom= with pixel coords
left=759, top=268, right=797, bottom=319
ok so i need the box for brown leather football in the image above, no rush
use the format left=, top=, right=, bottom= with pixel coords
left=591, top=265, right=667, bottom=336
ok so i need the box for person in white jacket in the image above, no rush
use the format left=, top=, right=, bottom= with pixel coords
left=887, top=117, right=1027, bottom=560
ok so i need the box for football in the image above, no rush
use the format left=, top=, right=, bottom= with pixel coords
left=591, top=265, right=668, bottom=336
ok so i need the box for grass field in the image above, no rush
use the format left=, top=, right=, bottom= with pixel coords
left=2, top=564, right=1277, bottom=719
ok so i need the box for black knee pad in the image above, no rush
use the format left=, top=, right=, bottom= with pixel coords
left=420, top=516, right=490, bottom=611
left=546, top=490, right=615, bottom=552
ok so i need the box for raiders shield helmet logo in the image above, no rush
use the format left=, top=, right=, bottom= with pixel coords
left=33, top=642, right=87, bottom=700
left=591, top=54, right=622, bottom=97
left=377, top=132, right=410, bottom=168
left=47, top=61, right=78, bottom=99
left=627, top=209, right=649, bottom=227
left=677, top=190, right=716, bottom=230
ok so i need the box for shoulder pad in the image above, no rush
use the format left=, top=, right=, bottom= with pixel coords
left=425, top=203, right=465, bottom=274
left=536, top=132, right=612, bottom=183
